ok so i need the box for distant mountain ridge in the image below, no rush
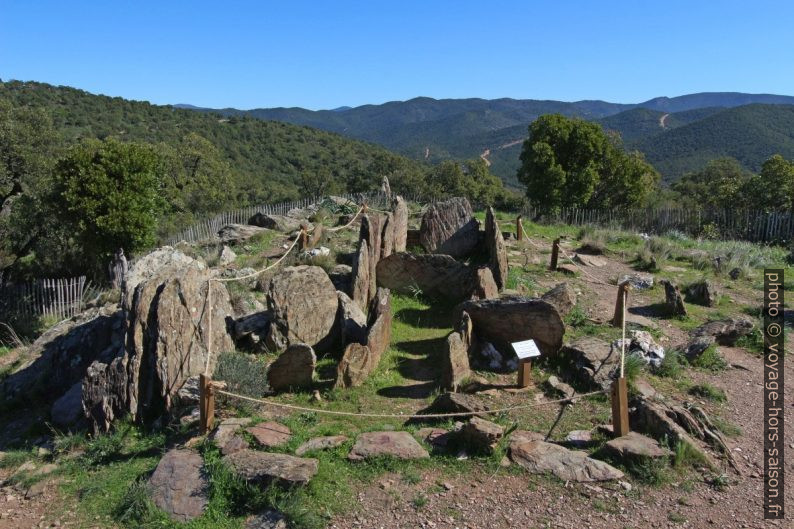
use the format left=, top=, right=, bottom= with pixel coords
left=180, top=92, right=794, bottom=185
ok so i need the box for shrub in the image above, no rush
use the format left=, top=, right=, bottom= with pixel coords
left=688, top=383, right=726, bottom=402
left=214, top=351, right=270, bottom=400
left=565, top=305, right=588, bottom=327
left=654, top=349, right=683, bottom=378
left=688, top=345, right=727, bottom=371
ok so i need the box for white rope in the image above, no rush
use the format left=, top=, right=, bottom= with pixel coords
left=215, top=388, right=607, bottom=419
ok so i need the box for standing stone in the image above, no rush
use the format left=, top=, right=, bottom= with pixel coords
left=686, top=279, right=719, bottom=307
left=360, top=214, right=385, bottom=301
left=419, top=197, right=480, bottom=257
left=391, top=196, right=408, bottom=252
left=381, top=175, right=391, bottom=197
left=485, top=208, right=508, bottom=290
left=108, top=248, right=128, bottom=289
left=661, top=279, right=687, bottom=316
left=219, top=245, right=237, bottom=266
left=335, top=288, right=392, bottom=388
left=266, top=344, right=316, bottom=392
left=381, top=212, right=395, bottom=260
left=265, top=266, right=339, bottom=352
left=148, top=449, right=208, bottom=522
left=441, top=331, right=471, bottom=391
left=336, top=291, right=367, bottom=346
left=335, top=343, right=375, bottom=388
left=351, top=239, right=370, bottom=309
left=470, top=267, right=499, bottom=300
left=541, top=283, right=577, bottom=317
left=366, top=288, right=392, bottom=361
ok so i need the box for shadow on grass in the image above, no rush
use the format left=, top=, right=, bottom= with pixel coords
left=629, top=303, right=675, bottom=319
left=394, top=306, right=455, bottom=329
left=377, top=381, right=437, bottom=399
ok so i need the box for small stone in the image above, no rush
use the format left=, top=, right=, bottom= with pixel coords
left=247, top=422, right=292, bottom=448
left=221, top=435, right=249, bottom=456
left=348, top=431, right=430, bottom=461
left=460, top=417, right=504, bottom=453
left=295, top=436, right=349, bottom=456
left=604, top=432, right=673, bottom=461
left=245, top=509, right=288, bottom=529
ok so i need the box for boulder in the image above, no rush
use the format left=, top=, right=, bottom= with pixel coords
left=376, top=252, right=491, bottom=303
left=419, top=197, right=480, bottom=257
left=336, top=291, right=367, bottom=346
left=223, top=449, right=318, bottom=487
left=692, top=317, right=754, bottom=345
left=328, top=264, right=353, bottom=293
left=603, top=432, right=672, bottom=461
left=441, top=331, right=471, bottom=391
left=248, top=213, right=307, bottom=233
left=458, top=297, right=565, bottom=358
left=335, top=288, right=392, bottom=388
left=360, top=214, right=385, bottom=300
left=510, top=440, right=624, bottom=482
left=245, top=510, right=287, bottom=529
left=686, top=279, right=719, bottom=306
left=295, top=435, right=349, bottom=456
left=218, top=224, right=270, bottom=243
left=683, top=336, right=716, bottom=359
left=122, top=247, right=198, bottom=305
left=148, top=449, right=208, bottom=522
left=661, top=279, right=687, bottom=316
left=267, top=344, right=316, bottom=391
left=348, top=431, right=430, bottom=461
left=484, top=207, right=508, bottom=289
left=265, top=266, right=339, bottom=352
left=540, top=283, right=577, bottom=317
left=391, top=196, right=409, bottom=252
left=219, top=245, right=237, bottom=266
left=460, top=417, right=504, bottom=453
left=350, top=239, right=370, bottom=309
left=50, top=381, right=84, bottom=429
left=247, top=422, right=292, bottom=448
left=560, top=337, right=619, bottom=390
left=470, top=267, right=499, bottom=300
left=210, top=417, right=253, bottom=452
left=83, top=253, right=234, bottom=432
left=618, top=273, right=654, bottom=290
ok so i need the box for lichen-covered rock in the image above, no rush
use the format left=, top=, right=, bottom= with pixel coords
left=541, top=283, right=577, bottom=317
left=267, top=344, right=316, bottom=391
left=510, top=441, right=623, bottom=482
left=419, top=197, right=479, bottom=257
left=376, top=253, right=491, bottom=303
left=265, top=266, right=338, bottom=352
left=148, top=449, right=208, bottom=522
left=224, top=449, right=318, bottom=487
left=391, top=196, right=408, bottom=252
left=484, top=207, right=508, bottom=289
left=348, top=431, right=430, bottom=461
left=441, top=331, right=471, bottom=391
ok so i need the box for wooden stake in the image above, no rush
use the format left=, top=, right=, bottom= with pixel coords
left=612, top=281, right=630, bottom=328
left=610, top=377, right=630, bottom=437
left=299, top=227, right=308, bottom=251
left=517, top=359, right=532, bottom=388
left=199, top=374, right=215, bottom=435
left=549, top=237, right=561, bottom=271
left=516, top=216, right=524, bottom=241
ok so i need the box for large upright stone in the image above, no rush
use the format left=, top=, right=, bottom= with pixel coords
left=458, top=297, right=565, bottom=357
left=470, top=267, right=499, bottom=300
left=350, top=238, right=370, bottom=309
left=335, top=288, right=392, bottom=388
left=381, top=212, right=395, bottom=260
left=661, top=279, right=687, bottom=316
left=376, top=253, right=489, bottom=303
left=441, top=331, right=471, bottom=391
left=391, top=195, right=409, bottom=252
left=485, top=207, right=508, bottom=290
left=360, top=214, right=385, bottom=301
left=148, top=449, right=208, bottom=522
left=336, top=291, right=367, bottom=346
left=267, top=344, right=316, bottom=392
left=419, top=197, right=479, bottom=257
left=265, top=266, right=338, bottom=352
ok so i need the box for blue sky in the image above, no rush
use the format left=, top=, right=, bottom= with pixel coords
left=1, top=1, right=793, bottom=110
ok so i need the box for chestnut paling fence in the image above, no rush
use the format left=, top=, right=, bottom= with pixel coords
left=0, top=276, right=88, bottom=322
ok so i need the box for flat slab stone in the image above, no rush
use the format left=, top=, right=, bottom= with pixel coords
left=574, top=254, right=607, bottom=267
left=604, top=432, right=673, bottom=461
left=510, top=440, right=624, bottom=482
left=148, top=449, right=208, bottom=522
left=295, top=436, right=349, bottom=456
left=565, top=430, right=593, bottom=448
left=348, top=431, right=430, bottom=461
left=223, top=449, right=318, bottom=487
left=247, top=422, right=292, bottom=448
left=210, top=417, right=253, bottom=451
left=222, top=434, right=249, bottom=456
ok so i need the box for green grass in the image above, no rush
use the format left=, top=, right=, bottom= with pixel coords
left=654, top=349, right=683, bottom=378
left=688, top=383, right=727, bottom=402
left=687, top=345, right=728, bottom=372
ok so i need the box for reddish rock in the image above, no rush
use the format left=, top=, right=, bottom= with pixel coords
left=247, top=422, right=292, bottom=448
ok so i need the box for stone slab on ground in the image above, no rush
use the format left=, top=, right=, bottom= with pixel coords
left=247, top=422, right=292, bottom=448
left=210, top=418, right=253, bottom=452
left=224, top=449, right=318, bottom=487
left=603, top=432, right=672, bottom=461
left=295, top=436, right=349, bottom=456
left=510, top=440, right=624, bottom=482
left=148, top=449, right=208, bottom=522
left=348, top=431, right=430, bottom=461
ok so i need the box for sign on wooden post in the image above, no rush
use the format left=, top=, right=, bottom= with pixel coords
left=610, top=377, right=630, bottom=437
left=549, top=238, right=561, bottom=271
left=512, top=339, right=541, bottom=387
left=199, top=374, right=215, bottom=435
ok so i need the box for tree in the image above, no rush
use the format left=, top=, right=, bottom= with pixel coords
left=671, top=158, right=753, bottom=210
left=517, top=114, right=659, bottom=213
left=748, top=155, right=794, bottom=211
left=50, top=138, right=165, bottom=275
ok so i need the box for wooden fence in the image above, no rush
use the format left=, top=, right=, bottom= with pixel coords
left=0, top=276, right=87, bottom=322
left=523, top=206, right=794, bottom=243
left=164, top=191, right=413, bottom=246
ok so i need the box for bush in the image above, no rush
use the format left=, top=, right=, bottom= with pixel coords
left=654, top=349, right=683, bottom=378
left=688, top=345, right=727, bottom=371
left=214, top=351, right=270, bottom=400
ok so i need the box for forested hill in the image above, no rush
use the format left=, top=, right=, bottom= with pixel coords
left=0, top=80, right=424, bottom=205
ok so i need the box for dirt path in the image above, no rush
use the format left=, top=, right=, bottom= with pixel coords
left=660, top=113, right=670, bottom=129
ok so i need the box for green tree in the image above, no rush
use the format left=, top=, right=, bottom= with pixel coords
left=671, top=158, right=753, bottom=209
left=747, top=154, right=794, bottom=210
left=517, top=114, right=658, bottom=213
left=51, top=138, right=165, bottom=274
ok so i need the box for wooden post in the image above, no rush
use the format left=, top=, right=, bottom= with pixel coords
left=610, top=377, right=630, bottom=437
left=199, top=374, right=215, bottom=435
left=612, top=281, right=630, bottom=328
left=517, top=359, right=532, bottom=388
left=516, top=216, right=524, bottom=241
left=299, top=226, right=308, bottom=251
left=549, top=237, right=561, bottom=271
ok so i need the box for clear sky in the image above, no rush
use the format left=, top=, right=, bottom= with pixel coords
left=1, top=0, right=793, bottom=110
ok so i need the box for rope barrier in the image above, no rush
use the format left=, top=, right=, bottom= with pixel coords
left=214, top=388, right=608, bottom=419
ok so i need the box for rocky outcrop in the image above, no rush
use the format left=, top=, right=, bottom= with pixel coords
left=510, top=440, right=624, bottom=482
left=661, top=279, right=687, bottom=316
left=376, top=253, right=495, bottom=303
left=335, top=288, right=392, bottom=388
left=348, top=431, right=429, bottom=461
left=692, top=317, right=754, bottom=345
left=248, top=213, right=308, bottom=233
left=223, top=449, right=318, bottom=487
left=603, top=432, right=672, bottom=461
left=458, top=297, right=565, bottom=358
left=541, top=283, right=577, bottom=317
left=350, top=239, right=370, bottom=308
left=441, top=331, right=471, bottom=391
left=264, top=266, right=339, bottom=352
left=560, top=337, right=619, bottom=389
left=267, top=344, right=316, bottom=392
left=148, top=449, right=208, bottom=522
left=391, top=196, right=408, bottom=252
left=419, top=197, right=479, bottom=257
left=218, top=224, right=270, bottom=244
left=484, top=207, right=508, bottom=289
